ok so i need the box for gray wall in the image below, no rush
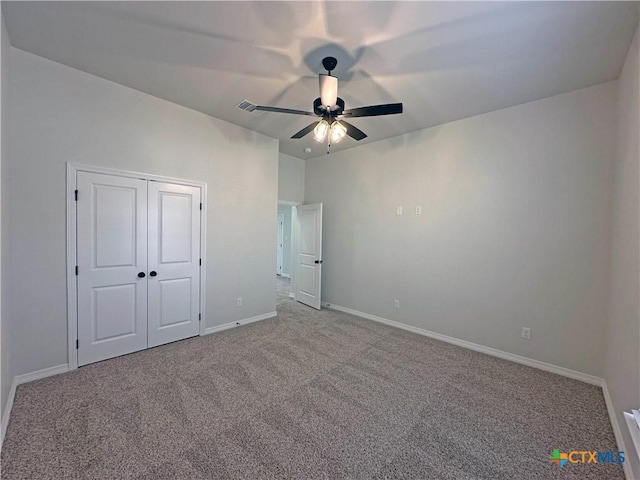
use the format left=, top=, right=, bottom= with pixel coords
left=0, top=11, right=11, bottom=420
left=306, top=82, right=616, bottom=376
left=7, top=49, right=278, bottom=376
left=604, top=25, right=639, bottom=478
left=278, top=153, right=305, bottom=204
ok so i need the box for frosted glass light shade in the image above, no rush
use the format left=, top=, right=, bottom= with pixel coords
left=330, top=121, right=347, bottom=143
left=319, top=75, right=338, bottom=110
left=313, top=120, right=329, bottom=142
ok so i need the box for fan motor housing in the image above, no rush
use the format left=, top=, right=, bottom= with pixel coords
left=314, top=97, right=344, bottom=116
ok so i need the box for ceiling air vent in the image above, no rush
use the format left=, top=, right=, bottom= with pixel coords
left=236, top=99, right=257, bottom=113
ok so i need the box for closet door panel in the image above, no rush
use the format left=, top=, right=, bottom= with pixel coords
left=76, top=172, right=148, bottom=366
left=147, top=182, right=201, bottom=347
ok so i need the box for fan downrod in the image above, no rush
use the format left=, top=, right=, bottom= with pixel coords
left=322, top=56, right=338, bottom=75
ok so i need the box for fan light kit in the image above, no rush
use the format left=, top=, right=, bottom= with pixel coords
left=312, top=119, right=347, bottom=144
left=240, top=56, right=403, bottom=153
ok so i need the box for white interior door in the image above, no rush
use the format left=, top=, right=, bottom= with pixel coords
left=276, top=213, right=284, bottom=275
left=296, top=203, right=323, bottom=310
left=147, top=181, right=201, bottom=348
left=77, top=172, right=148, bottom=366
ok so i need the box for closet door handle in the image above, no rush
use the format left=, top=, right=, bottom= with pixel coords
left=137, top=272, right=146, bottom=278
left=149, top=271, right=157, bottom=277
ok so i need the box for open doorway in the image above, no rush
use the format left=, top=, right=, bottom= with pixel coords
left=276, top=201, right=323, bottom=310
left=276, top=202, right=296, bottom=301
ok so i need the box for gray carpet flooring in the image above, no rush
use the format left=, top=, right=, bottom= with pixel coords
left=1, top=281, right=623, bottom=479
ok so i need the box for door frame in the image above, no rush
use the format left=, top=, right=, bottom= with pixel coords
left=276, top=213, right=284, bottom=275
left=66, top=163, right=207, bottom=370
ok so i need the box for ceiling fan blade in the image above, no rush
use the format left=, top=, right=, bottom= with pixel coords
left=255, top=106, right=317, bottom=116
left=342, top=103, right=403, bottom=118
left=291, top=122, right=319, bottom=139
left=340, top=120, right=367, bottom=141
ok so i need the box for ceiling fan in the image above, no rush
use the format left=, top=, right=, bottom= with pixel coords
left=239, top=56, right=403, bottom=147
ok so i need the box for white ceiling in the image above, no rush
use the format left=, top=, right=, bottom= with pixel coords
left=3, top=1, right=638, bottom=159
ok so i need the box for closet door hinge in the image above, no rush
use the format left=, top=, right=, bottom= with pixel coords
left=75, top=266, right=78, bottom=276
left=76, top=339, right=79, bottom=349
left=199, top=258, right=202, bottom=266
left=74, top=190, right=78, bottom=201
left=199, top=313, right=201, bottom=322
left=200, top=202, right=203, bottom=210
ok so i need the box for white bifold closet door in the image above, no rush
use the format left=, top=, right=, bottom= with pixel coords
left=147, top=181, right=201, bottom=348
left=76, top=172, right=201, bottom=366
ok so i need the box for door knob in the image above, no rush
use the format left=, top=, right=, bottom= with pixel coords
left=137, top=272, right=146, bottom=278
left=314, top=260, right=323, bottom=264
left=149, top=271, right=157, bottom=277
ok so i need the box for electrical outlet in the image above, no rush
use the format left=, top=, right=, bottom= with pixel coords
left=396, top=206, right=403, bottom=216
left=237, top=297, right=243, bottom=307
left=416, top=206, right=422, bottom=215
left=521, top=327, right=531, bottom=340
left=394, top=299, right=400, bottom=309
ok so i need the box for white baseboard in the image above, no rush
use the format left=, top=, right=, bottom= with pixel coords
left=322, top=302, right=603, bottom=386
left=12, top=364, right=69, bottom=385
left=624, top=413, right=640, bottom=471
left=1, top=382, right=17, bottom=451
left=602, top=382, right=633, bottom=480
left=1, top=363, right=69, bottom=449
left=204, top=311, right=277, bottom=335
